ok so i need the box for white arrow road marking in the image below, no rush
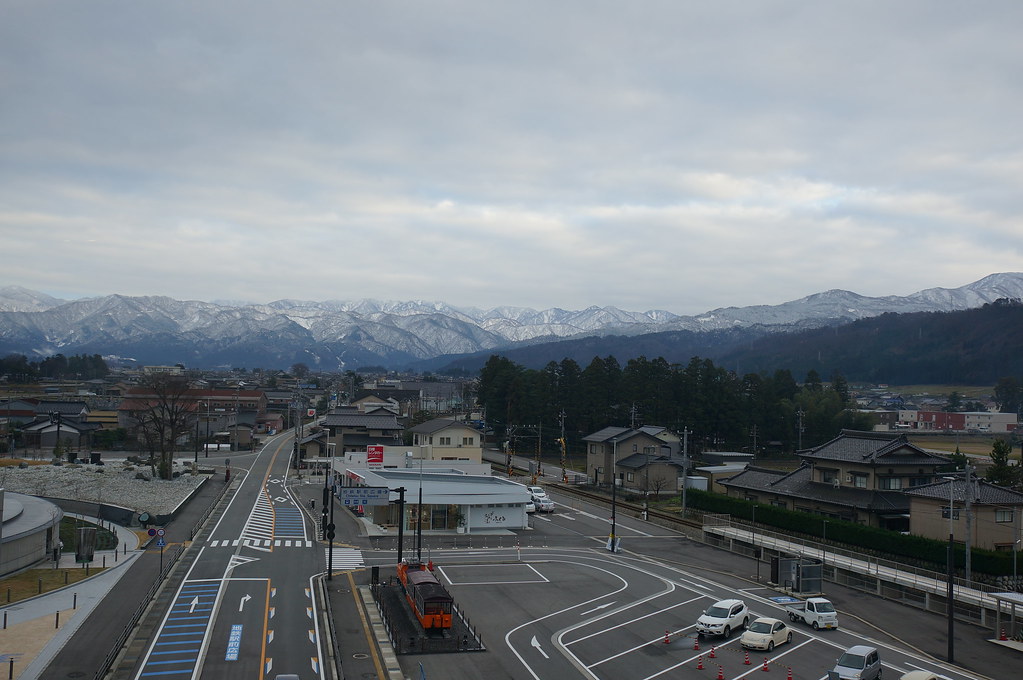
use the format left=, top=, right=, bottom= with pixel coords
left=239, top=594, right=251, bottom=611
left=530, top=636, right=549, bottom=659
left=580, top=601, right=616, bottom=615
left=189, top=596, right=200, bottom=613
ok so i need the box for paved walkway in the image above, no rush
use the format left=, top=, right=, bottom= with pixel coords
left=0, top=477, right=230, bottom=680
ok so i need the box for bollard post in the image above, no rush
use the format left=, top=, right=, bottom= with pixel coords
left=103, top=555, right=106, bottom=568
left=3, top=611, right=7, bottom=629
left=64, top=571, right=68, bottom=585
left=8, top=656, right=12, bottom=679
left=38, top=578, right=42, bottom=594
left=73, top=592, right=78, bottom=609
left=55, top=611, right=60, bottom=629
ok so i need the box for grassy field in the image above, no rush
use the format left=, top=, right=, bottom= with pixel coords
left=0, top=565, right=107, bottom=605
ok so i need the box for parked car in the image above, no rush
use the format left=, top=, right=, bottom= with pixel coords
left=785, top=597, right=838, bottom=630
left=898, top=673, right=938, bottom=680
left=533, top=497, right=555, bottom=513
left=739, top=617, right=792, bottom=651
left=695, top=598, right=749, bottom=638
left=828, top=645, right=882, bottom=680
left=527, top=485, right=549, bottom=500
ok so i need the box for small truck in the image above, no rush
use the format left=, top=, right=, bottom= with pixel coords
left=784, top=597, right=838, bottom=630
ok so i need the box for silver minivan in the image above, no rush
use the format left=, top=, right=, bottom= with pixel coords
left=829, top=645, right=881, bottom=680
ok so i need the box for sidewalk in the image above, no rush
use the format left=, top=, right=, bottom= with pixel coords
left=0, top=517, right=143, bottom=680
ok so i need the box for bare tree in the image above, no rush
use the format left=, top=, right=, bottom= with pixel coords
left=126, top=375, right=194, bottom=480
left=649, top=474, right=671, bottom=498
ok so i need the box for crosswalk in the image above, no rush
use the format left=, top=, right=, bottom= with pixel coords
left=205, top=541, right=365, bottom=571
left=325, top=547, right=364, bottom=570
left=208, top=538, right=314, bottom=548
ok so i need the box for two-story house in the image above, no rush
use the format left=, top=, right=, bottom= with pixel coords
left=583, top=426, right=683, bottom=492
left=720, top=430, right=953, bottom=531
left=321, top=406, right=403, bottom=454
left=906, top=477, right=1023, bottom=551
left=408, top=418, right=483, bottom=462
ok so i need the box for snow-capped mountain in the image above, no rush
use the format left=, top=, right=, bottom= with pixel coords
left=0, top=273, right=1020, bottom=370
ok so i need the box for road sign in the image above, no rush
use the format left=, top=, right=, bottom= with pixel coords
left=156, top=537, right=166, bottom=547
left=339, top=486, right=391, bottom=506
left=156, top=528, right=166, bottom=537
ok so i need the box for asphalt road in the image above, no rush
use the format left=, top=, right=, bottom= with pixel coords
left=350, top=486, right=1022, bottom=680
left=112, top=432, right=331, bottom=680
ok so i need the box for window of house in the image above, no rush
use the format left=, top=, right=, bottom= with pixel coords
left=909, top=477, right=929, bottom=487
left=995, top=509, right=1014, bottom=523
left=770, top=500, right=787, bottom=509
left=597, top=466, right=604, bottom=474
left=462, top=437, right=474, bottom=446
left=428, top=436, right=433, bottom=445
left=439, top=436, right=451, bottom=445
left=851, top=473, right=868, bottom=489
left=744, top=495, right=758, bottom=503
left=589, top=444, right=596, bottom=455
left=878, top=476, right=902, bottom=490
left=626, top=472, right=634, bottom=482
left=820, top=469, right=838, bottom=484
left=632, top=444, right=638, bottom=452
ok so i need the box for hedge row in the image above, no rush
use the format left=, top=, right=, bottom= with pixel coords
left=683, top=488, right=1014, bottom=577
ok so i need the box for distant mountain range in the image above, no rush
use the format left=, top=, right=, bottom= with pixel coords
left=1, top=272, right=1021, bottom=374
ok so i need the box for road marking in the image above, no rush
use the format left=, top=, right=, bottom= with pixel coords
left=530, top=635, right=550, bottom=659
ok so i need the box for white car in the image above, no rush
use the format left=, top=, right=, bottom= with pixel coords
left=534, top=497, right=555, bottom=513
left=695, top=598, right=750, bottom=638
left=740, top=617, right=792, bottom=651
left=527, top=485, right=548, bottom=500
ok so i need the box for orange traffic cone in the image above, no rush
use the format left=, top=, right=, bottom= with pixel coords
left=696, top=656, right=704, bottom=670
left=663, top=630, right=671, bottom=644
left=762, top=657, right=770, bottom=672
left=709, top=646, right=717, bottom=658
left=787, top=667, right=793, bottom=680
left=693, top=637, right=701, bottom=651
left=744, top=650, right=751, bottom=665
left=1000, top=628, right=1008, bottom=641
left=717, top=665, right=725, bottom=680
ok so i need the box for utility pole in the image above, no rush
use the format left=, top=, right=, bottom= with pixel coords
left=965, top=463, right=975, bottom=583
left=796, top=410, right=805, bottom=450
left=680, top=427, right=690, bottom=516
left=558, top=411, right=568, bottom=483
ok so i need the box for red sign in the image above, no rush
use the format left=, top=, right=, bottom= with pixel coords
left=367, top=445, right=384, bottom=468
left=307, top=408, right=316, bottom=417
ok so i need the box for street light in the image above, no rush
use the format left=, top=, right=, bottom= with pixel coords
left=943, top=475, right=956, bottom=663
left=609, top=438, right=618, bottom=553
left=752, top=504, right=759, bottom=581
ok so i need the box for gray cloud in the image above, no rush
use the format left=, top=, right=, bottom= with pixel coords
left=2, top=1, right=1021, bottom=313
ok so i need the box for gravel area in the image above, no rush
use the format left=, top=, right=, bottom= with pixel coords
left=0, top=460, right=207, bottom=515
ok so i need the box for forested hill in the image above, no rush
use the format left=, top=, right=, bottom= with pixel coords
left=437, top=300, right=1023, bottom=384
left=716, top=299, right=1023, bottom=384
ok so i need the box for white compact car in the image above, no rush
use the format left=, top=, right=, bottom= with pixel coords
left=740, top=617, right=792, bottom=651
left=695, top=598, right=750, bottom=638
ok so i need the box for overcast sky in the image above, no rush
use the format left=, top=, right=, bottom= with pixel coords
left=2, top=2, right=1021, bottom=315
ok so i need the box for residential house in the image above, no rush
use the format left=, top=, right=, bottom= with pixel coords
left=906, top=477, right=1023, bottom=552
left=407, top=418, right=483, bottom=462
left=720, top=430, right=954, bottom=531
left=321, top=408, right=403, bottom=454
left=351, top=387, right=422, bottom=418
left=583, top=426, right=684, bottom=492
